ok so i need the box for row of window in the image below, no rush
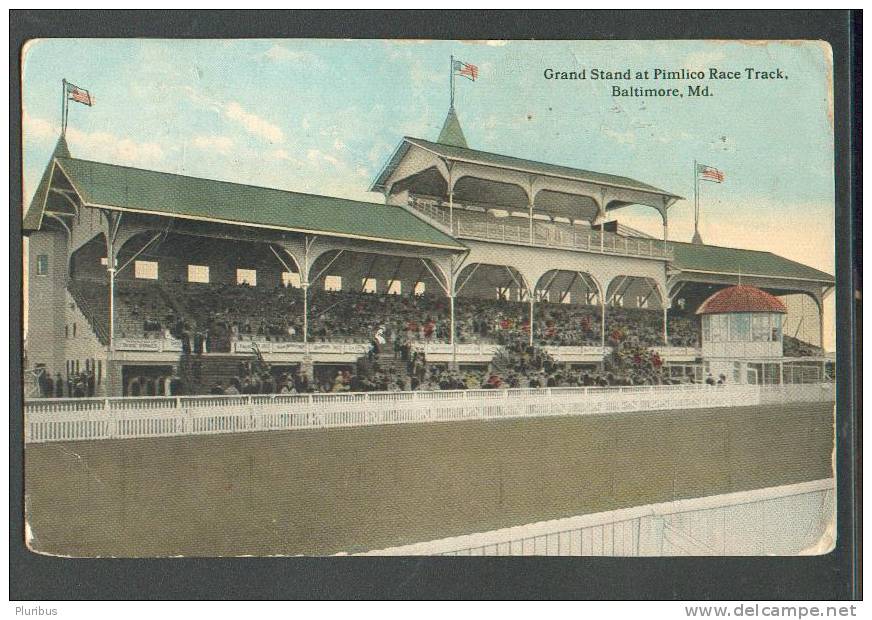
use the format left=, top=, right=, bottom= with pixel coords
left=702, top=313, right=783, bottom=343
left=126, top=260, right=430, bottom=294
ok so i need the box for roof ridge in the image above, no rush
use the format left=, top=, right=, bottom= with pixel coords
left=405, top=136, right=676, bottom=196
left=56, top=155, right=405, bottom=210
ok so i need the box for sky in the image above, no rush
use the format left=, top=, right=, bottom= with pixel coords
left=21, top=39, right=836, bottom=349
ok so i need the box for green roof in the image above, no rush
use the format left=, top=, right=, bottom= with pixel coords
left=671, top=241, right=834, bottom=284
left=437, top=107, right=468, bottom=148
left=22, top=135, right=71, bottom=231
left=372, top=136, right=680, bottom=197
left=49, top=157, right=464, bottom=250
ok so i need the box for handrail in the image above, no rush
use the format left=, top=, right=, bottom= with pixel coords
left=409, top=197, right=673, bottom=260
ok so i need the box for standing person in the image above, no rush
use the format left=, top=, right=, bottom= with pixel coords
left=373, top=324, right=386, bottom=355
left=54, top=373, right=63, bottom=398
left=44, top=372, right=54, bottom=398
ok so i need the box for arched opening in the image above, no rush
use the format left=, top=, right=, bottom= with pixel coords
left=779, top=292, right=825, bottom=354
left=391, top=166, right=448, bottom=199
left=602, top=202, right=666, bottom=239
left=453, top=263, right=531, bottom=345
left=452, top=176, right=529, bottom=210
left=69, top=233, right=107, bottom=282
left=306, top=250, right=450, bottom=344
left=534, top=189, right=599, bottom=224
left=533, top=270, right=602, bottom=347
left=605, top=276, right=667, bottom=348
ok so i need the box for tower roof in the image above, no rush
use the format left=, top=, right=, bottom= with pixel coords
left=696, top=285, right=788, bottom=315
left=437, top=106, right=468, bottom=148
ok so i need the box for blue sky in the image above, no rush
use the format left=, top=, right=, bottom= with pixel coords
left=21, top=39, right=836, bottom=347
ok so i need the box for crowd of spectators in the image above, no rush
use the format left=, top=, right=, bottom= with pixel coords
left=36, top=368, right=97, bottom=398
left=71, top=276, right=704, bottom=351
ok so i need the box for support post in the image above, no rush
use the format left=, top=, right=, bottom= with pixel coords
left=601, top=299, right=606, bottom=350
left=528, top=197, right=534, bottom=245
left=450, top=293, right=456, bottom=368
left=448, top=189, right=454, bottom=234
left=818, top=300, right=825, bottom=349
left=529, top=297, right=534, bottom=347
left=302, top=282, right=309, bottom=346
left=663, top=306, right=669, bottom=345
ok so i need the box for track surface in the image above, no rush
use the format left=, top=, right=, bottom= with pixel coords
left=24, top=401, right=834, bottom=556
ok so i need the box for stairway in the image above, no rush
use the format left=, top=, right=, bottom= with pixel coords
left=66, top=279, right=110, bottom=345
left=181, top=354, right=252, bottom=395
left=357, top=347, right=413, bottom=389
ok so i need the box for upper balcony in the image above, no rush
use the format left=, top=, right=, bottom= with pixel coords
left=407, top=195, right=674, bottom=261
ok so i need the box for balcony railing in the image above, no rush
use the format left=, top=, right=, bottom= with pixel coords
left=408, top=196, right=673, bottom=260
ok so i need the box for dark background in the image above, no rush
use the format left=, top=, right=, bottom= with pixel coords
left=9, top=9, right=861, bottom=600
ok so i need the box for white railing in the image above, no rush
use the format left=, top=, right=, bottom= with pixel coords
left=23, top=383, right=833, bottom=444
left=114, top=337, right=183, bottom=352
left=408, top=197, right=673, bottom=260
left=354, top=478, right=835, bottom=556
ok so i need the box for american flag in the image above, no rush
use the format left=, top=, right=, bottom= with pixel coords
left=697, top=163, right=725, bottom=183
left=453, top=60, right=478, bottom=81
left=66, top=82, right=93, bottom=106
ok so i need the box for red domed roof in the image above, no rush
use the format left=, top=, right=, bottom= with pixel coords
left=696, top=285, right=787, bottom=315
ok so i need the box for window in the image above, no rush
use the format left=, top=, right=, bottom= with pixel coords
left=771, top=314, right=783, bottom=342
left=561, top=292, right=572, bottom=304
left=536, top=290, right=550, bottom=302
left=361, top=278, right=377, bottom=293
left=414, top=282, right=426, bottom=296
left=636, top=295, right=648, bottom=308
left=387, top=281, right=402, bottom=295
left=134, top=260, right=159, bottom=280
left=701, top=315, right=710, bottom=342
left=324, top=275, right=342, bottom=291
left=282, top=272, right=301, bottom=288
left=72, top=323, right=77, bottom=338
left=236, top=268, right=257, bottom=286
left=97, top=360, right=102, bottom=384
left=188, top=265, right=210, bottom=283
left=709, top=314, right=728, bottom=342
left=65, top=325, right=69, bottom=339
left=36, top=254, right=49, bottom=276
left=752, top=313, right=770, bottom=342
left=730, top=313, right=751, bottom=341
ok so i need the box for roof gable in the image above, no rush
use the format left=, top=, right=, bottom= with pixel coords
left=372, top=136, right=678, bottom=197
left=22, top=135, right=71, bottom=232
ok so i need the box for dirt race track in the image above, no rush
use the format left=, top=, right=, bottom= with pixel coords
left=24, top=401, right=834, bottom=557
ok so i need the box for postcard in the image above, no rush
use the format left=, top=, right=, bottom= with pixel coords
left=21, top=38, right=835, bottom=557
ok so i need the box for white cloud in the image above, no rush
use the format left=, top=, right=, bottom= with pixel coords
left=22, top=110, right=57, bottom=141
left=65, top=126, right=164, bottom=166
left=306, top=149, right=340, bottom=166
left=191, top=135, right=234, bottom=155
left=601, top=125, right=636, bottom=145
left=224, top=101, right=284, bottom=144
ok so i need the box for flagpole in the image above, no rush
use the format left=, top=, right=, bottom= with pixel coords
left=61, top=79, right=67, bottom=136
left=692, top=159, right=702, bottom=244
left=449, top=54, right=455, bottom=109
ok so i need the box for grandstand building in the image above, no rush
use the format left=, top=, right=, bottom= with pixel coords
left=22, top=106, right=835, bottom=397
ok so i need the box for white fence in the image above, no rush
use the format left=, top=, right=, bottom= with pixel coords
left=23, top=383, right=834, bottom=444
left=355, top=478, right=835, bottom=556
